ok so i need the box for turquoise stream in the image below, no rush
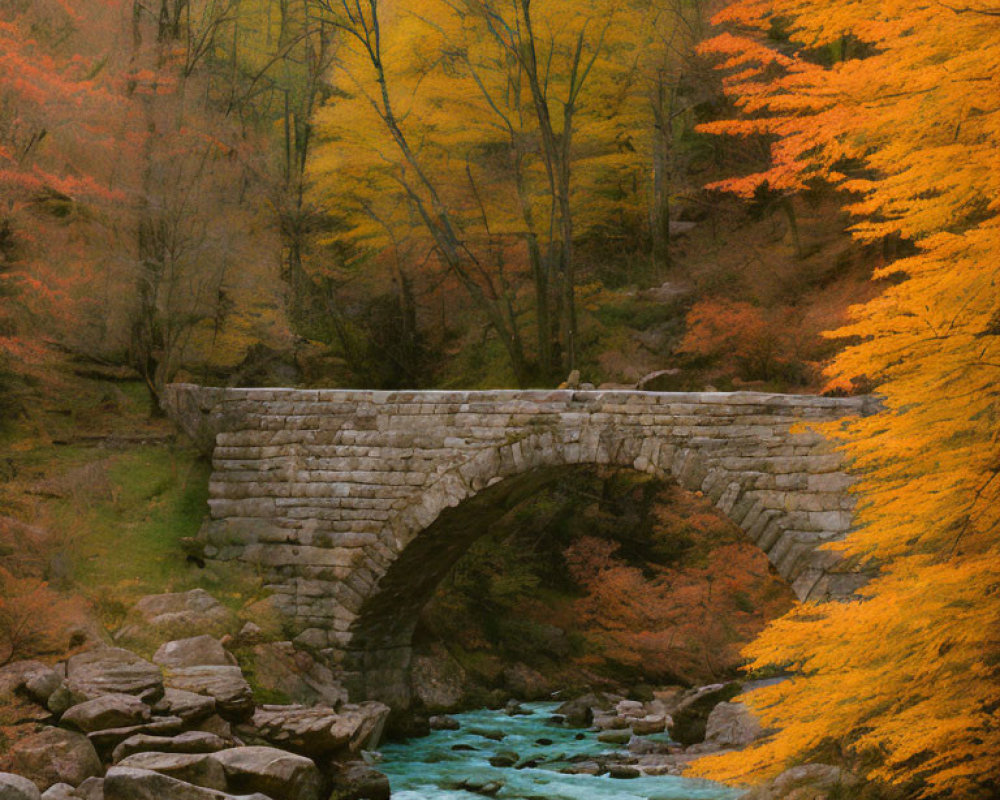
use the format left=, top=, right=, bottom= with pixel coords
left=377, top=702, right=740, bottom=800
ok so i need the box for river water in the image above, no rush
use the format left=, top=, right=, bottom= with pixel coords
left=377, top=702, right=740, bottom=800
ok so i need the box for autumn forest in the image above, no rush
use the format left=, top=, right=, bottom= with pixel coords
left=0, top=0, right=997, bottom=799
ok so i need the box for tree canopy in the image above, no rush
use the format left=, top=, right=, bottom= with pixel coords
left=690, top=1, right=1000, bottom=796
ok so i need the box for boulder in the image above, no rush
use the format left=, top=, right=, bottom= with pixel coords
left=705, top=702, right=762, bottom=749
left=163, top=667, right=253, bottom=721
left=428, top=715, right=459, bottom=731
left=0, top=663, right=65, bottom=713
left=740, top=764, right=858, bottom=800
left=631, top=715, right=668, bottom=736
left=152, top=689, right=216, bottom=722
left=669, top=682, right=741, bottom=746
left=501, top=663, right=551, bottom=701
left=73, top=778, right=103, bottom=800
left=87, top=716, right=185, bottom=757
left=6, top=727, right=102, bottom=791
left=115, top=590, right=239, bottom=646
left=248, top=702, right=389, bottom=758
left=103, top=767, right=268, bottom=800
left=115, top=752, right=227, bottom=792
left=64, top=648, right=163, bottom=703
left=39, top=785, right=74, bottom=800
left=554, top=693, right=611, bottom=727
left=327, top=762, right=390, bottom=800
left=193, top=715, right=233, bottom=740
left=211, top=747, right=322, bottom=800
left=235, top=623, right=264, bottom=646
left=245, top=643, right=347, bottom=707
left=112, top=731, right=229, bottom=763
left=62, top=693, right=151, bottom=733
left=409, top=645, right=465, bottom=712
left=153, top=637, right=235, bottom=670
left=0, top=772, right=41, bottom=800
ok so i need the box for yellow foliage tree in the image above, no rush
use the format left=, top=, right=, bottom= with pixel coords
left=689, top=2, right=1000, bottom=798
left=309, top=0, right=696, bottom=383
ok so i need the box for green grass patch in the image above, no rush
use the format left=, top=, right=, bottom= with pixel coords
left=47, top=445, right=225, bottom=627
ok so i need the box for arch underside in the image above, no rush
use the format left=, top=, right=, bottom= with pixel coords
left=339, top=435, right=863, bottom=705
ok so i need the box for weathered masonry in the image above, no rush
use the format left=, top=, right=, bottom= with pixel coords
left=165, top=385, right=877, bottom=705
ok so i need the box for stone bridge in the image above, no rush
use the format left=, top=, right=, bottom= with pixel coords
left=165, top=385, right=876, bottom=706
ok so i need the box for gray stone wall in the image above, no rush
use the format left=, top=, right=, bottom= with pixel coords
left=164, top=385, right=876, bottom=705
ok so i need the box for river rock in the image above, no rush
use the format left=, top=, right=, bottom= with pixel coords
left=163, top=666, right=253, bottom=721
left=6, top=727, right=102, bottom=790
left=593, top=713, right=628, bottom=731
left=153, top=636, right=235, bottom=670
left=327, top=762, right=390, bottom=800
left=112, top=731, right=229, bottom=763
left=596, top=729, right=631, bottom=745
left=211, top=747, right=322, bottom=800
left=62, top=693, right=151, bottom=732
left=669, top=682, right=741, bottom=746
left=152, top=688, right=216, bottom=722
left=553, top=693, right=609, bottom=727
left=410, top=645, right=466, bottom=712
left=488, top=751, right=518, bottom=768
left=115, top=752, right=227, bottom=791
left=740, top=764, right=858, bottom=800
left=469, top=728, right=505, bottom=742
left=504, top=700, right=531, bottom=717
left=631, top=714, right=667, bottom=735
left=428, top=715, right=459, bottom=731
left=628, top=735, right=674, bottom=755
left=244, top=642, right=347, bottom=707
left=115, top=590, right=239, bottom=646
left=248, top=702, right=389, bottom=757
left=64, top=648, right=163, bottom=703
left=705, top=701, right=762, bottom=748
left=609, top=765, right=641, bottom=779
left=103, top=766, right=268, bottom=800
left=39, top=785, right=74, bottom=800
left=616, top=700, right=646, bottom=719
left=0, top=772, right=41, bottom=800
left=559, top=761, right=603, bottom=776
left=450, top=778, right=503, bottom=796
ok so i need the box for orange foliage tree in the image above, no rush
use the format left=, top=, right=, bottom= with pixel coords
left=690, top=1, right=1000, bottom=797
left=0, top=568, right=83, bottom=666
left=0, top=0, right=117, bottom=398
left=679, top=299, right=801, bottom=383
left=564, top=535, right=791, bottom=684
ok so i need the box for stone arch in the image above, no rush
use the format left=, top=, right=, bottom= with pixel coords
left=338, top=430, right=834, bottom=706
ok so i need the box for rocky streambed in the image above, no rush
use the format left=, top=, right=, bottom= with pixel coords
left=0, top=587, right=861, bottom=800
left=378, top=702, right=739, bottom=799
left=0, top=589, right=391, bottom=800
